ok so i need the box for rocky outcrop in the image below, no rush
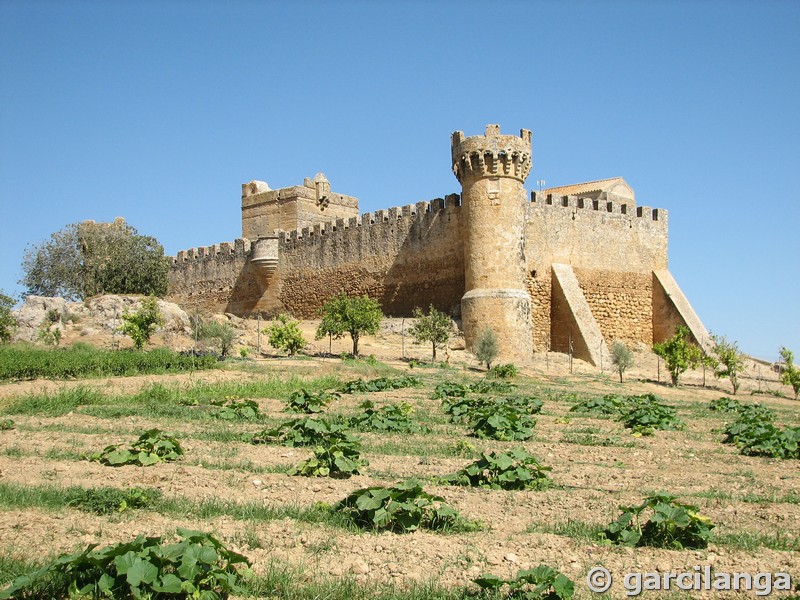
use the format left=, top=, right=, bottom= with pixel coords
left=12, top=295, right=191, bottom=342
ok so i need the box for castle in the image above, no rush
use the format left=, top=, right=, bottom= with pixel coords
left=167, top=124, right=710, bottom=364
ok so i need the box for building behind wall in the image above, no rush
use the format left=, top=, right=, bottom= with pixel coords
left=167, top=124, right=710, bottom=364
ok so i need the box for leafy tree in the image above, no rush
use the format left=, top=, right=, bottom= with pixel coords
left=779, top=347, right=800, bottom=399
left=0, top=292, right=16, bottom=343
left=120, top=296, right=163, bottom=350
left=198, top=319, right=238, bottom=359
left=21, top=219, right=168, bottom=300
left=711, top=334, right=745, bottom=395
left=266, top=313, right=306, bottom=356
left=409, top=305, right=450, bottom=362
left=315, top=294, right=382, bottom=357
left=652, top=325, right=702, bottom=386
left=474, top=327, right=499, bottom=370
left=610, top=340, right=634, bottom=383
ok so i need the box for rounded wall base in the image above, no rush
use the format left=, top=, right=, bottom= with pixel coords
left=461, top=288, right=533, bottom=362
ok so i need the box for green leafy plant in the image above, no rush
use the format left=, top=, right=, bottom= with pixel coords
left=337, top=375, right=421, bottom=394
left=315, top=293, right=383, bottom=357
left=474, top=565, right=575, bottom=599
left=0, top=528, right=249, bottom=599
left=91, top=429, right=184, bottom=466
left=265, top=313, right=306, bottom=356
left=285, top=389, right=339, bottom=413
left=120, top=296, right=163, bottom=350
left=409, top=305, right=451, bottom=362
left=490, top=363, right=519, bottom=378
left=652, top=325, right=702, bottom=386
left=443, top=448, right=551, bottom=490
left=442, top=395, right=541, bottom=425
left=617, top=394, right=684, bottom=436
left=779, top=346, right=800, bottom=399
left=0, top=419, right=14, bottom=431
left=570, top=394, right=626, bottom=415
left=287, top=433, right=368, bottom=478
left=601, top=492, right=714, bottom=549
left=711, top=333, right=745, bottom=395
left=610, top=340, right=634, bottom=383
left=708, top=396, right=743, bottom=412
left=207, top=396, right=260, bottom=420
left=433, top=379, right=516, bottom=400
left=469, top=404, right=536, bottom=441
left=722, top=406, right=798, bottom=459
left=349, top=400, right=422, bottom=433
left=250, top=416, right=348, bottom=447
left=333, top=479, right=475, bottom=533
left=474, top=327, right=499, bottom=370
left=65, top=486, right=163, bottom=515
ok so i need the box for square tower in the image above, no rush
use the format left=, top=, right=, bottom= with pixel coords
left=241, top=173, right=359, bottom=239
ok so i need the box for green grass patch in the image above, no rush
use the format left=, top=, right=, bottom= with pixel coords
left=0, top=345, right=217, bottom=381
left=527, top=519, right=605, bottom=542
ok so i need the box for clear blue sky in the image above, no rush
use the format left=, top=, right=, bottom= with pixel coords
left=1, top=0, right=797, bottom=361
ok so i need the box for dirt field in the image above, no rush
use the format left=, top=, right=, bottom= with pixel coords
left=0, top=328, right=797, bottom=598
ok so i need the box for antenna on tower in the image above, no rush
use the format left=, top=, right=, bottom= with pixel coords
left=536, top=179, right=546, bottom=191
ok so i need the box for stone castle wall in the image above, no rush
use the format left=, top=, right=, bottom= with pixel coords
left=169, top=196, right=465, bottom=319
left=168, top=189, right=669, bottom=352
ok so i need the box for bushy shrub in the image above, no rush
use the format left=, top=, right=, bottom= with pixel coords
left=120, top=296, right=162, bottom=350
left=265, top=313, right=306, bottom=356
left=490, top=363, right=518, bottom=378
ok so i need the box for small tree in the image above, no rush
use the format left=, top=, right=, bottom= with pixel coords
left=652, top=325, right=702, bottom=386
left=199, top=320, right=238, bottom=359
left=610, top=340, right=634, bottom=383
left=474, top=327, right=499, bottom=370
left=120, top=296, right=163, bottom=350
left=315, top=294, right=382, bottom=357
left=409, top=305, right=450, bottom=362
left=779, top=347, right=800, bottom=399
left=711, top=334, right=745, bottom=395
left=266, top=313, right=306, bottom=356
left=0, top=292, right=16, bottom=343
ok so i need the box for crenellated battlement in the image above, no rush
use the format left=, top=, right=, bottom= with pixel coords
left=530, top=191, right=666, bottom=222
left=276, top=193, right=462, bottom=247
left=170, top=239, right=251, bottom=266
left=451, top=124, right=532, bottom=184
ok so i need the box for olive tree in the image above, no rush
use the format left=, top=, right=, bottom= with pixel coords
left=21, top=219, right=168, bottom=300
left=610, top=340, right=634, bottom=383
left=474, top=327, right=499, bottom=370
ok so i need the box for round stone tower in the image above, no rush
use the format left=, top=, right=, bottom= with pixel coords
left=451, top=124, right=534, bottom=361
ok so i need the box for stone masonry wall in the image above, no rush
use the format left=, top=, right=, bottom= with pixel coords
left=168, top=197, right=465, bottom=319
left=573, top=268, right=653, bottom=346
